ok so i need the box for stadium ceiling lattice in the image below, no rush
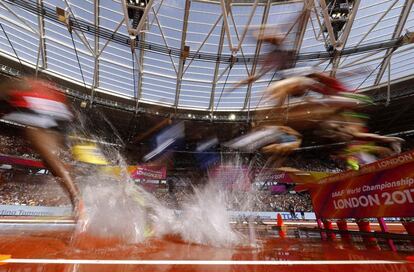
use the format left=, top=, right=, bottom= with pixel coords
left=0, top=0, right=413, bottom=113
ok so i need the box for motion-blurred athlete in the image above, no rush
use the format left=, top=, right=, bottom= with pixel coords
left=231, top=26, right=296, bottom=90
left=225, top=125, right=301, bottom=155
left=319, top=111, right=404, bottom=169
left=0, top=77, right=83, bottom=218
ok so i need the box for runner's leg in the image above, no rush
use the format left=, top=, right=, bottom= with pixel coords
left=25, top=127, right=81, bottom=211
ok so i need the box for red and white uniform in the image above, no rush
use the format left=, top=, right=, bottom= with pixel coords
left=316, top=76, right=349, bottom=95
left=3, top=79, right=73, bottom=128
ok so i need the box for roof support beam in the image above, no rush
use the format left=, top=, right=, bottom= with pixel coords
left=183, top=14, right=223, bottom=75
left=120, top=0, right=151, bottom=70
left=36, top=0, right=47, bottom=74
left=233, top=0, right=260, bottom=53
left=148, top=0, right=164, bottom=30
left=386, top=59, right=391, bottom=106
left=209, top=21, right=226, bottom=112
left=318, top=0, right=337, bottom=48
left=130, top=0, right=155, bottom=36
left=136, top=32, right=146, bottom=111
left=330, top=0, right=360, bottom=76
left=242, top=0, right=271, bottom=112
left=173, top=0, right=191, bottom=110
left=291, top=0, right=313, bottom=66
left=97, top=18, right=124, bottom=58
left=374, top=0, right=414, bottom=85
left=343, top=44, right=414, bottom=69
left=312, top=4, right=331, bottom=45
left=121, top=0, right=133, bottom=35
left=284, top=0, right=316, bottom=74
left=220, top=0, right=235, bottom=52
left=91, top=0, right=99, bottom=101
left=0, top=1, right=39, bottom=35
left=151, top=7, right=178, bottom=74
left=63, top=0, right=95, bottom=56
left=227, top=7, right=254, bottom=74
left=339, top=0, right=398, bottom=67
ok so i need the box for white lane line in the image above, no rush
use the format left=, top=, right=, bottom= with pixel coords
left=2, top=259, right=408, bottom=265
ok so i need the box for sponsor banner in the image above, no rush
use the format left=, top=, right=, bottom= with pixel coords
left=270, top=185, right=287, bottom=194
left=256, top=170, right=330, bottom=185
left=229, top=211, right=316, bottom=221
left=317, top=150, right=414, bottom=185
left=362, top=217, right=401, bottom=222
left=311, top=160, right=414, bottom=219
left=256, top=170, right=294, bottom=183
left=0, top=153, right=45, bottom=168
left=0, top=205, right=71, bottom=217
left=131, top=165, right=167, bottom=180
left=0, top=204, right=316, bottom=221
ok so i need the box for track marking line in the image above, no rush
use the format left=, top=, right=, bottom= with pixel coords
left=3, top=259, right=408, bottom=266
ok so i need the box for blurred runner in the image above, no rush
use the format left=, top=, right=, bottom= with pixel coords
left=264, top=76, right=324, bottom=106
left=225, top=125, right=301, bottom=155
left=307, top=72, right=350, bottom=95
left=0, top=77, right=83, bottom=219
left=343, top=142, right=395, bottom=170
left=319, top=111, right=404, bottom=169
left=72, top=143, right=108, bottom=166
left=263, top=71, right=362, bottom=107
left=231, top=25, right=296, bottom=90
left=143, top=121, right=185, bottom=162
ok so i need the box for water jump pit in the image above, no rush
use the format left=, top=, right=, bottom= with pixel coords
left=1, top=161, right=414, bottom=272
left=0, top=217, right=413, bottom=272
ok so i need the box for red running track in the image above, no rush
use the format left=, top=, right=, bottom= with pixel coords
left=0, top=222, right=413, bottom=272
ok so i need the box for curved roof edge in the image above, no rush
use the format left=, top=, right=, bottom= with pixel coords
left=1, top=52, right=414, bottom=122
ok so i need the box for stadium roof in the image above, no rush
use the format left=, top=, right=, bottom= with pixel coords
left=0, top=0, right=414, bottom=114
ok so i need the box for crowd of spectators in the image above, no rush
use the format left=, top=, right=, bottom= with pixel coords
left=0, top=174, right=71, bottom=207
left=0, top=134, right=39, bottom=160
left=151, top=189, right=313, bottom=212
left=0, top=128, right=343, bottom=213
left=283, top=152, right=346, bottom=173
left=257, top=191, right=312, bottom=212
left=0, top=173, right=313, bottom=212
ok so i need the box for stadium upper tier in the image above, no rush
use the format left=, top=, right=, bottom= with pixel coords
left=0, top=0, right=413, bottom=112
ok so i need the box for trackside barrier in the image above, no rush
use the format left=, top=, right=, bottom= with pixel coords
left=309, top=150, right=414, bottom=238
left=0, top=205, right=317, bottom=221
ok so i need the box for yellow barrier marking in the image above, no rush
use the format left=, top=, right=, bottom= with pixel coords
left=0, top=255, right=11, bottom=265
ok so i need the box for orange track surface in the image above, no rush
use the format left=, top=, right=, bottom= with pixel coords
left=0, top=224, right=413, bottom=272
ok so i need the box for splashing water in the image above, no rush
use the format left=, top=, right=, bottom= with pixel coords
left=67, top=108, right=255, bottom=248
left=74, top=174, right=150, bottom=245
left=152, top=183, right=243, bottom=247
left=71, top=155, right=244, bottom=248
